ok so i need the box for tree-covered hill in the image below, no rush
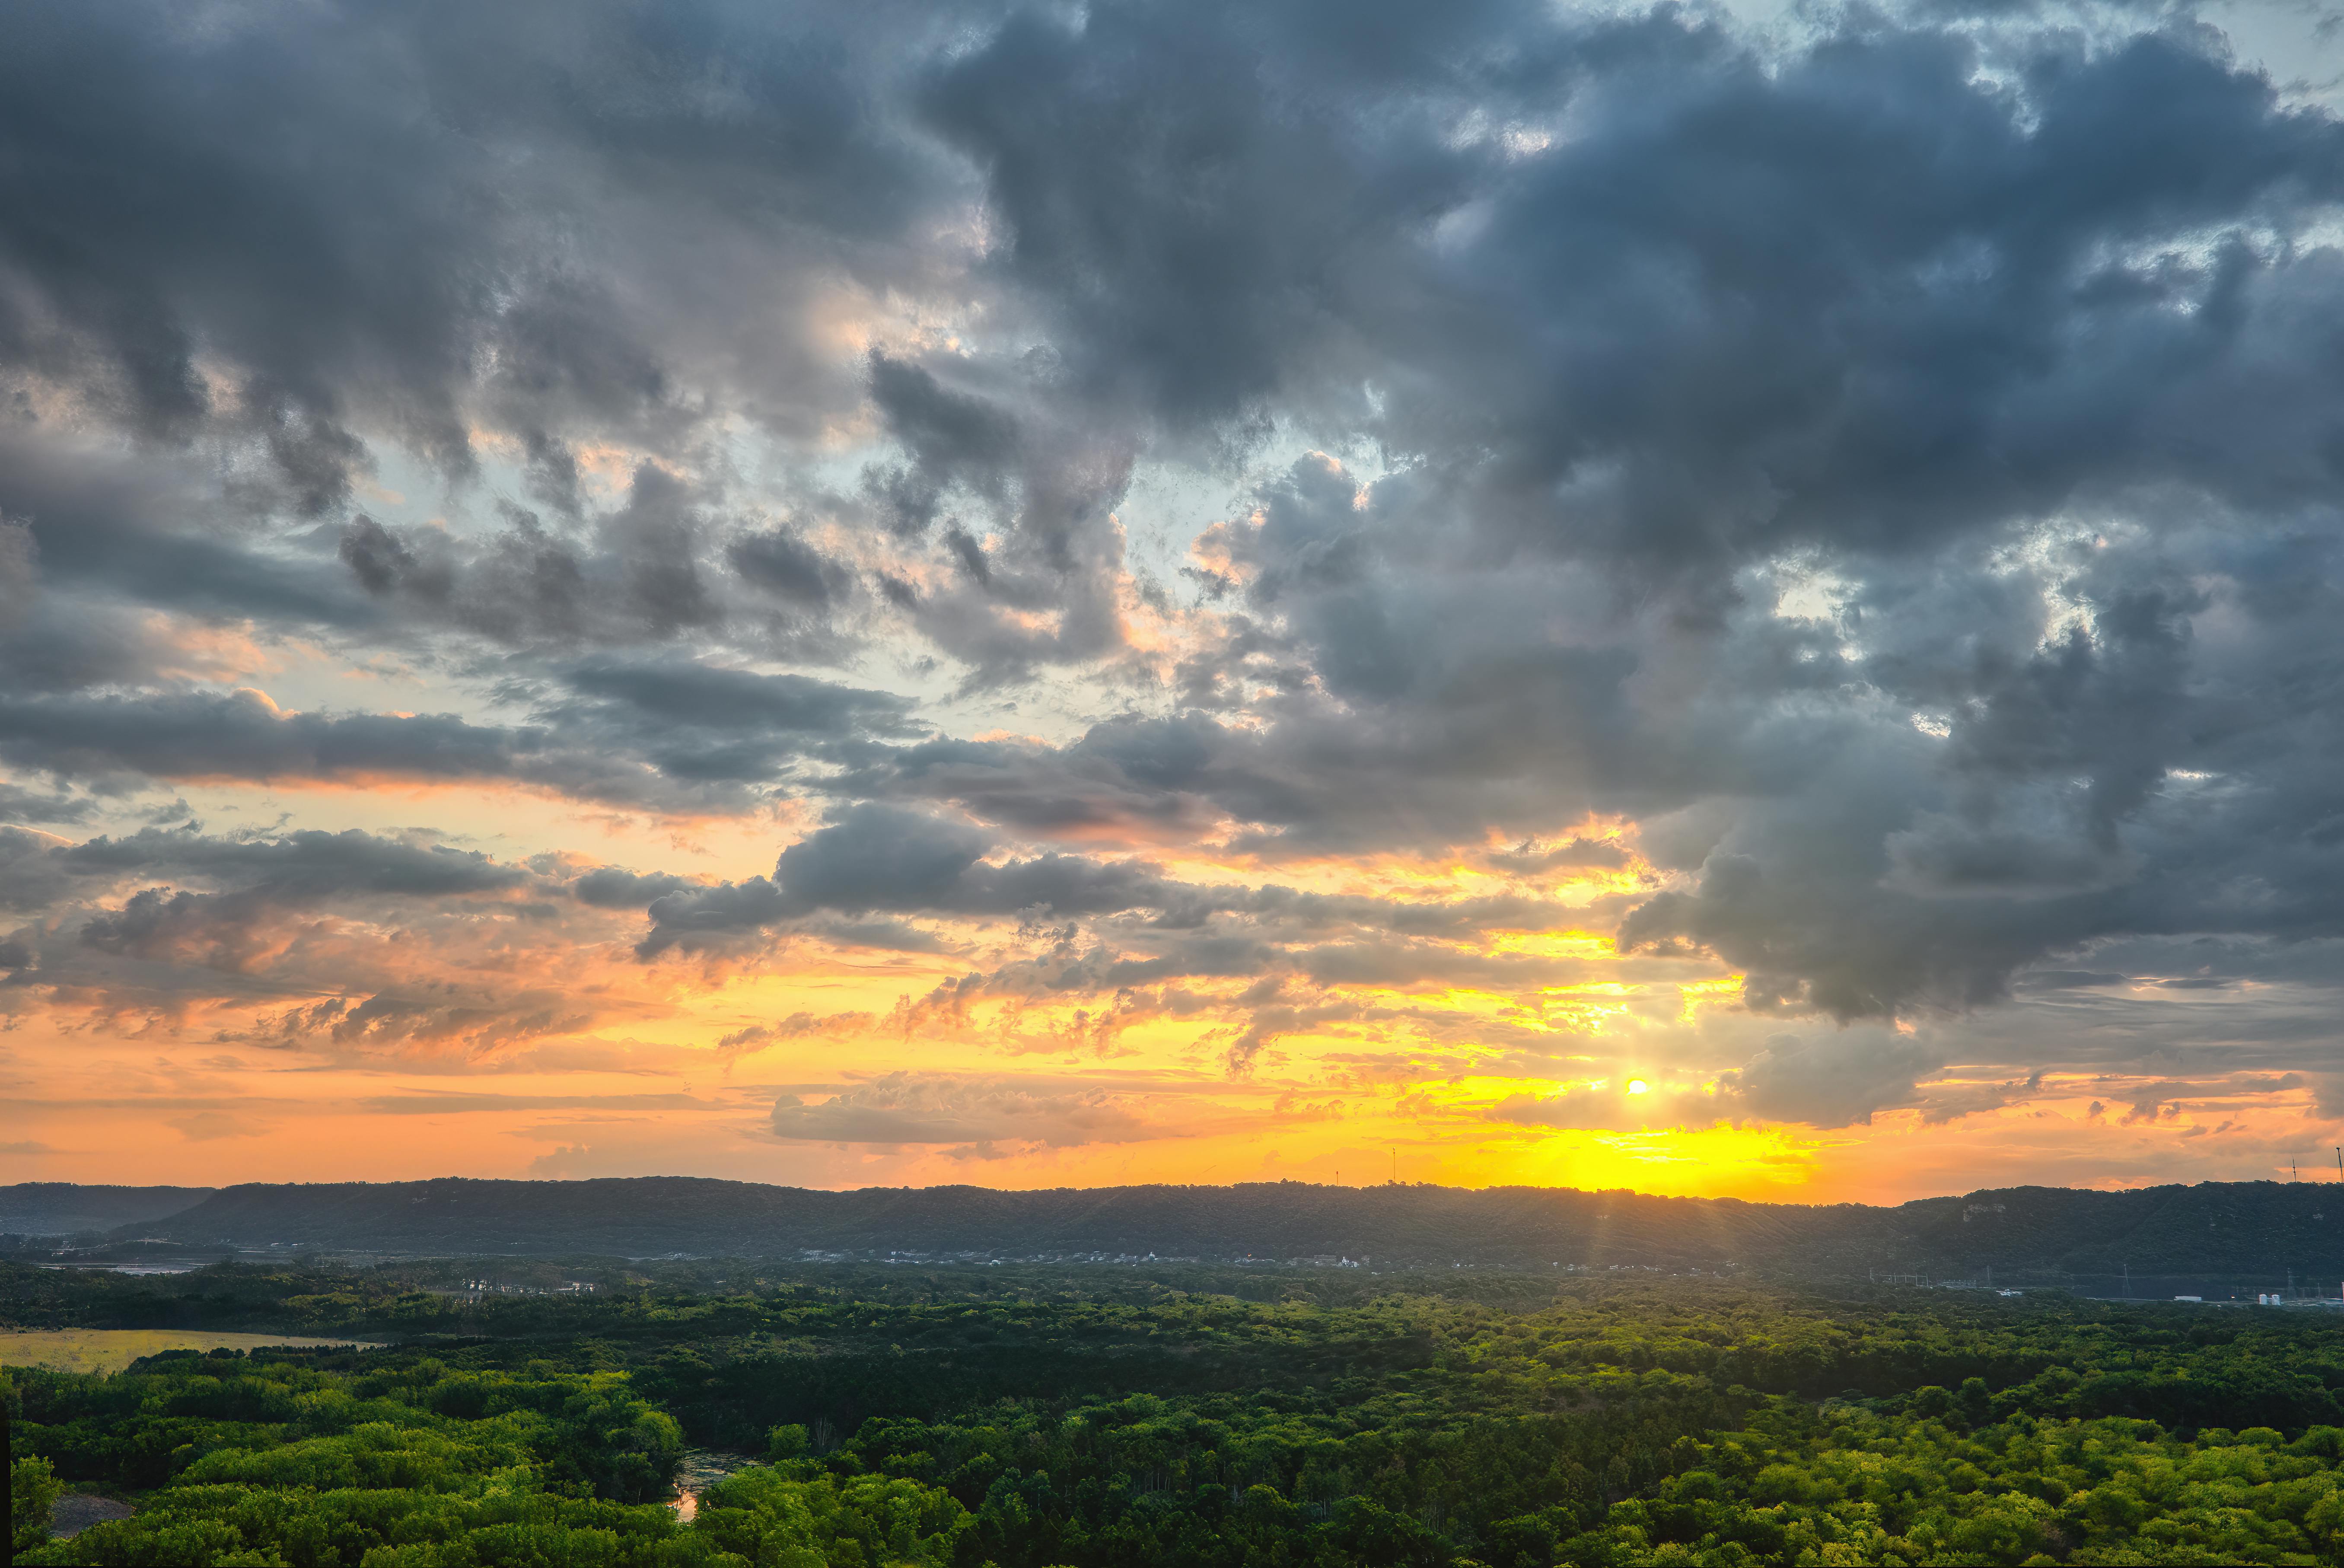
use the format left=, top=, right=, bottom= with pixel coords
left=45, top=1175, right=2344, bottom=1284
left=0, top=1185, right=214, bottom=1238
left=101, top=1177, right=1867, bottom=1268
left=1893, top=1183, right=2344, bottom=1279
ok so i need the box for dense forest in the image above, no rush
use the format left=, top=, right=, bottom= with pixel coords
left=10, top=1256, right=2344, bottom=1565
left=12, top=1176, right=2344, bottom=1284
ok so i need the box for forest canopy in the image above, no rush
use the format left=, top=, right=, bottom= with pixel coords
left=8, top=1261, right=2344, bottom=1566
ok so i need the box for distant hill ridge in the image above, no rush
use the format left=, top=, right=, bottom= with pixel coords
left=0, top=1182, right=216, bottom=1237
left=42, top=1175, right=2344, bottom=1281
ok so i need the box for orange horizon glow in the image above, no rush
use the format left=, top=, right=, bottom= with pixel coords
left=7, top=837, right=2334, bottom=1205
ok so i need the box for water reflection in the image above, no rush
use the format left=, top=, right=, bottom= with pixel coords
left=667, top=1447, right=754, bottom=1525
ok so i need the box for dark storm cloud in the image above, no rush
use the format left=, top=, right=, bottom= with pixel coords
left=0, top=0, right=975, bottom=499
left=0, top=0, right=993, bottom=698
left=572, top=867, right=698, bottom=909
left=0, top=688, right=717, bottom=808
left=636, top=803, right=1198, bottom=953
left=844, top=440, right=2344, bottom=1026
left=0, top=826, right=74, bottom=913
left=863, top=354, right=1027, bottom=535
left=847, top=619, right=1641, bottom=848
left=920, top=5, right=2344, bottom=1039
left=0, top=782, right=91, bottom=825
left=922, top=6, right=2344, bottom=573
left=74, top=886, right=299, bottom=971
left=727, top=526, right=859, bottom=609
left=7, top=0, right=2341, bottom=577
left=0, top=690, right=514, bottom=782
left=629, top=787, right=1627, bottom=957
left=0, top=823, right=547, bottom=981
left=525, top=657, right=923, bottom=784
left=850, top=351, right=1147, bottom=683
left=1713, top=1029, right=1946, bottom=1128
left=916, top=0, right=1478, bottom=431
left=848, top=721, right=1244, bottom=838
left=557, top=659, right=916, bottom=740
left=0, top=437, right=378, bottom=641
left=1608, top=518, right=2344, bottom=1018
left=881, top=0, right=2344, bottom=1027
left=55, top=825, right=529, bottom=900
left=336, top=468, right=788, bottom=650
left=8, top=0, right=2344, bottom=1096
left=0, top=660, right=917, bottom=807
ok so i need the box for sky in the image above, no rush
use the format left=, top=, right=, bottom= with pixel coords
left=6, top=0, right=2344, bottom=1205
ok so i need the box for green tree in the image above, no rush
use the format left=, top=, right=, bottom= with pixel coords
left=13, top=1453, right=64, bottom=1555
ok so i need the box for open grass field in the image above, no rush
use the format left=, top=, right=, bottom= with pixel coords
left=0, top=1328, right=383, bottom=1374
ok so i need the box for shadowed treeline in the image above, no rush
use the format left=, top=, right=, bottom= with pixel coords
left=14, top=1176, right=2344, bottom=1284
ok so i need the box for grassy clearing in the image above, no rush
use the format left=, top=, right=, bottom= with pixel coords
left=0, top=1328, right=383, bottom=1374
